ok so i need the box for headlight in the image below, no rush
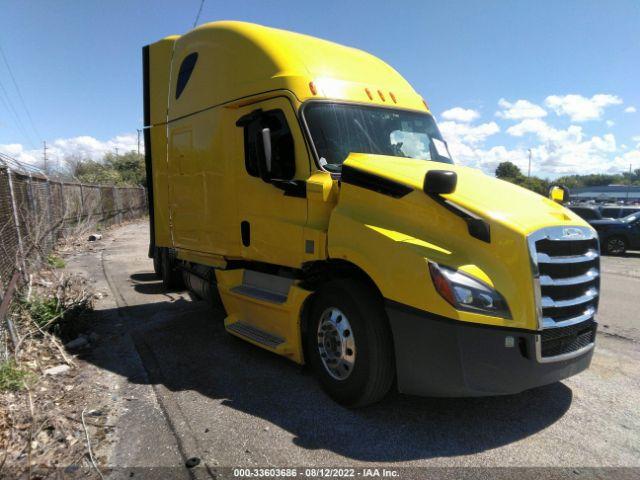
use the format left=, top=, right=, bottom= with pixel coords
left=428, top=261, right=512, bottom=319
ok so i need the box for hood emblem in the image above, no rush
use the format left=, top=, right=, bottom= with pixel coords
left=562, top=227, right=585, bottom=239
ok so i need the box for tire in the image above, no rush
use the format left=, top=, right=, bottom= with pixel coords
left=161, top=248, right=184, bottom=290
left=305, top=279, right=395, bottom=407
left=152, top=247, right=162, bottom=277
left=604, top=236, right=627, bottom=255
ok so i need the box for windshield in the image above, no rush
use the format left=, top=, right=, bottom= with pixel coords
left=622, top=212, right=639, bottom=223
left=303, top=102, right=452, bottom=173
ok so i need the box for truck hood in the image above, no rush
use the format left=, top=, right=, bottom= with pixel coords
left=342, top=153, right=588, bottom=235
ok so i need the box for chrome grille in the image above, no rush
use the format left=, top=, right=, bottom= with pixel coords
left=528, top=226, right=599, bottom=359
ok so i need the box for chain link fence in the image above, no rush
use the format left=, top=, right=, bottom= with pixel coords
left=0, top=155, right=147, bottom=360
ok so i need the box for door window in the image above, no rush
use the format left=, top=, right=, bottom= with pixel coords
left=242, top=109, right=295, bottom=180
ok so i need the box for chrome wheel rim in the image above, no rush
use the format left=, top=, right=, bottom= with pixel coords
left=608, top=238, right=625, bottom=254
left=317, top=307, right=356, bottom=380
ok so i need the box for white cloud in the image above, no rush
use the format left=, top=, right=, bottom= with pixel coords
left=502, top=118, right=625, bottom=174
left=441, top=112, right=632, bottom=176
left=544, top=94, right=622, bottom=122
left=614, top=149, right=640, bottom=168
left=506, top=118, right=584, bottom=144
left=496, top=99, right=547, bottom=120
left=435, top=95, right=637, bottom=177
left=624, top=106, right=637, bottom=113
left=440, top=138, right=530, bottom=174
left=439, top=120, right=500, bottom=146
left=440, top=107, right=480, bottom=123
left=438, top=120, right=518, bottom=173
left=0, top=133, right=140, bottom=170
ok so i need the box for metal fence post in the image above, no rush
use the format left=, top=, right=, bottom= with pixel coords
left=6, top=169, right=27, bottom=276
left=57, top=180, right=64, bottom=238
left=79, top=182, right=85, bottom=222
left=45, top=176, right=55, bottom=250
left=98, top=186, right=104, bottom=224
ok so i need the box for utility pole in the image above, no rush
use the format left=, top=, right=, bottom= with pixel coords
left=115, top=147, right=119, bottom=156
left=137, top=129, right=142, bottom=155
left=527, top=149, right=532, bottom=177
left=43, top=141, right=48, bottom=173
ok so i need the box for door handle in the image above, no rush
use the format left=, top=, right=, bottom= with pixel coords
left=241, top=221, right=250, bottom=246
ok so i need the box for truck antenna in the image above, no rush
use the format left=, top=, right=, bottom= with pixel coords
left=193, top=0, right=205, bottom=28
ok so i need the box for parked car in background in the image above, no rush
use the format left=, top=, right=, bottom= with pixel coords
left=570, top=205, right=604, bottom=221
left=569, top=204, right=640, bottom=223
left=600, top=205, right=640, bottom=219
left=591, top=212, right=640, bottom=255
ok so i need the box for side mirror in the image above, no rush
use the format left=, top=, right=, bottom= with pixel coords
left=549, top=185, right=569, bottom=204
left=423, top=170, right=457, bottom=195
left=261, top=128, right=272, bottom=173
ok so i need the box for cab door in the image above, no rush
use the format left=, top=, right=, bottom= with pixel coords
left=233, top=97, right=310, bottom=268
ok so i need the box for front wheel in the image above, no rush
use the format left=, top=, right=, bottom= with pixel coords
left=604, top=236, right=627, bottom=255
left=306, top=279, right=395, bottom=407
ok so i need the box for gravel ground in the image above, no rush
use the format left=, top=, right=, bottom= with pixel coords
left=62, top=221, right=640, bottom=479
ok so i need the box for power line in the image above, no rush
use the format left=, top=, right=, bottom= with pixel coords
left=0, top=75, right=36, bottom=149
left=193, top=0, right=205, bottom=28
left=0, top=42, right=42, bottom=141
left=0, top=150, right=46, bottom=175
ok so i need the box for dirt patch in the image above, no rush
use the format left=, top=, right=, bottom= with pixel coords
left=0, top=233, right=123, bottom=478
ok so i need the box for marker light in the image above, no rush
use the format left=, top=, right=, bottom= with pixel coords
left=428, top=262, right=512, bottom=319
left=365, top=88, right=373, bottom=100
left=378, top=90, right=386, bottom=102
left=309, top=82, right=317, bottom=95
left=428, top=262, right=456, bottom=306
left=389, top=92, right=397, bottom=103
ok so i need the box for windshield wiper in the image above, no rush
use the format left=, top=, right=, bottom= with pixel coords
left=353, top=119, right=383, bottom=154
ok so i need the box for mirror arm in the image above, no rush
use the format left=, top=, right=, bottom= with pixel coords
left=427, top=193, right=491, bottom=243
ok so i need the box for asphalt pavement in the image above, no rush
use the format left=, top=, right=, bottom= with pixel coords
left=66, top=221, right=640, bottom=478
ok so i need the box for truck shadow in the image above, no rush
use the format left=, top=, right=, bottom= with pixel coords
left=601, top=252, right=640, bottom=259
left=79, top=275, right=573, bottom=462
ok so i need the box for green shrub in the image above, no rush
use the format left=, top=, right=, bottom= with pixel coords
left=0, top=360, right=31, bottom=391
left=20, top=293, right=90, bottom=340
left=47, top=254, right=65, bottom=269
left=23, top=296, right=63, bottom=330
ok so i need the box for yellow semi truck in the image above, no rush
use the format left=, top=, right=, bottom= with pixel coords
left=142, top=21, right=599, bottom=406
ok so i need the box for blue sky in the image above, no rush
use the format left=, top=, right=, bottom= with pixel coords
left=0, top=0, right=638, bottom=177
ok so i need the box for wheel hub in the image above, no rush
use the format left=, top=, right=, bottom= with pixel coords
left=609, top=238, right=625, bottom=253
left=317, top=307, right=356, bottom=380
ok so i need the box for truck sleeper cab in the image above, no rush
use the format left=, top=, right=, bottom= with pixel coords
left=143, top=21, right=599, bottom=406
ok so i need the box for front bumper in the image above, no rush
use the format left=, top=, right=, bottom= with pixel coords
left=386, top=301, right=595, bottom=397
